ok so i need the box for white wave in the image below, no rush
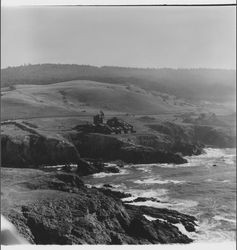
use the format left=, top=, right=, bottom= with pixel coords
left=122, top=187, right=198, bottom=212
left=124, top=199, right=198, bottom=211
left=42, top=163, right=77, bottom=169
left=92, top=169, right=129, bottom=178
left=121, top=188, right=168, bottom=202
left=110, top=183, right=127, bottom=189
left=145, top=215, right=168, bottom=223
left=205, top=179, right=230, bottom=183
left=196, top=218, right=236, bottom=242
left=133, top=178, right=185, bottom=185
left=127, top=188, right=167, bottom=198
left=136, top=167, right=153, bottom=173
left=213, top=215, right=236, bottom=224
left=143, top=214, right=158, bottom=221
left=201, top=148, right=226, bottom=158
left=85, top=184, right=93, bottom=188
left=223, top=158, right=236, bottom=165
left=126, top=163, right=158, bottom=168
left=173, top=223, right=198, bottom=239
left=124, top=163, right=155, bottom=173
left=93, top=183, right=128, bottom=192
left=121, top=196, right=137, bottom=202
left=143, top=214, right=198, bottom=239
left=157, top=161, right=200, bottom=168
left=118, top=148, right=235, bottom=170
left=157, top=148, right=236, bottom=169
left=104, top=163, right=119, bottom=168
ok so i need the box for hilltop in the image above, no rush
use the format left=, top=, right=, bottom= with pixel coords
left=2, top=64, right=236, bottom=105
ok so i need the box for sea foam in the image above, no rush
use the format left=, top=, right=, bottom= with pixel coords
left=133, top=178, right=185, bottom=185
left=92, top=168, right=129, bottom=178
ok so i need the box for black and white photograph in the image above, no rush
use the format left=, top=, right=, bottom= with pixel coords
left=1, top=0, right=236, bottom=248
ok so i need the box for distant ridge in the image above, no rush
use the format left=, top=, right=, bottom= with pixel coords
left=1, top=64, right=236, bottom=102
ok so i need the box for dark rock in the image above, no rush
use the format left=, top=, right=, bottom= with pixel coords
left=125, top=197, right=160, bottom=203
left=70, top=133, right=188, bottom=164
left=103, top=184, right=114, bottom=188
left=125, top=204, right=197, bottom=233
left=17, top=194, right=195, bottom=245
left=152, top=219, right=193, bottom=243
left=182, top=221, right=196, bottom=232
left=71, top=133, right=123, bottom=161
left=111, top=160, right=125, bottom=168
left=171, top=142, right=204, bottom=156
left=96, top=188, right=132, bottom=200
left=76, top=159, right=108, bottom=176
left=2, top=168, right=197, bottom=245
left=128, top=215, right=159, bottom=242
left=1, top=133, right=81, bottom=167
left=6, top=210, right=35, bottom=244
left=15, top=172, right=85, bottom=194
left=193, top=125, right=236, bottom=148
left=55, top=173, right=85, bottom=189
left=118, top=145, right=187, bottom=164
left=76, top=158, right=120, bottom=176
left=104, top=166, right=120, bottom=173
left=16, top=192, right=131, bottom=244
left=127, top=214, right=193, bottom=244
left=61, top=164, right=75, bottom=173
left=110, top=232, right=124, bottom=244
left=76, top=159, right=95, bottom=176
left=148, top=121, right=235, bottom=151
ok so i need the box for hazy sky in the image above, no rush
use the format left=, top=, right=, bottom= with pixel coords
left=1, top=6, right=236, bottom=69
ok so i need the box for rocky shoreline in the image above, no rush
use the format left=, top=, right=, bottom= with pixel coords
left=1, top=119, right=235, bottom=245
left=2, top=119, right=235, bottom=170
left=1, top=169, right=198, bottom=244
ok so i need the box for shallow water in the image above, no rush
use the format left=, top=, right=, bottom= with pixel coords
left=83, top=148, right=236, bottom=242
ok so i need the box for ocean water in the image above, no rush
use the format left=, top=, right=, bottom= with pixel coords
left=82, top=148, right=236, bottom=242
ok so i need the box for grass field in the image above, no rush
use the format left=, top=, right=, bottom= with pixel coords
left=1, top=80, right=200, bottom=121
left=1, top=78, right=235, bottom=141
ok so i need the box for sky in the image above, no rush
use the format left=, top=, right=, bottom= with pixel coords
left=1, top=5, right=236, bottom=69
left=1, top=0, right=236, bottom=6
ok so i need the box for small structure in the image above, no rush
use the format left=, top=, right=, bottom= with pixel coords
left=106, top=117, right=136, bottom=134
left=93, top=111, right=104, bottom=125
left=75, top=111, right=136, bottom=135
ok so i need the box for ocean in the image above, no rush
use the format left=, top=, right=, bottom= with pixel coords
left=83, top=148, right=236, bottom=242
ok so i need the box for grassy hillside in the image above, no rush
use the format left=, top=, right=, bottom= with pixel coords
left=1, top=80, right=197, bottom=121
left=1, top=64, right=236, bottom=104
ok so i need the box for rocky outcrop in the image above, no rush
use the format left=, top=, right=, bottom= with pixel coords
left=70, top=133, right=123, bottom=160
left=70, top=132, right=187, bottom=164
left=16, top=195, right=193, bottom=244
left=1, top=133, right=81, bottom=167
left=118, top=145, right=187, bottom=164
left=2, top=169, right=197, bottom=245
left=96, top=187, right=132, bottom=200
left=170, top=142, right=204, bottom=156
left=125, top=204, right=197, bottom=233
left=193, top=125, right=236, bottom=148
left=148, top=121, right=235, bottom=151
left=3, top=118, right=233, bottom=170
left=125, top=197, right=161, bottom=203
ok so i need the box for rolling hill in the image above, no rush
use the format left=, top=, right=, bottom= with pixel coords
left=1, top=64, right=236, bottom=104
left=1, top=64, right=236, bottom=121
left=1, top=79, right=198, bottom=121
